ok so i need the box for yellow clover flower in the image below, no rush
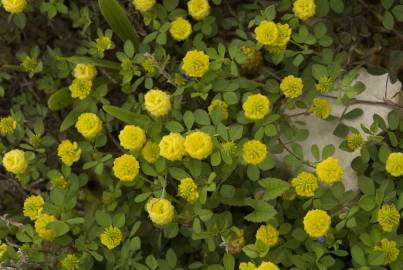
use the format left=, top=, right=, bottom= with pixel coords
left=35, top=214, right=57, bottom=241
left=0, top=116, right=16, bottom=136
left=69, top=79, right=92, bottom=100
left=169, top=17, right=192, bottom=41
left=242, top=94, right=270, bottom=121
left=146, top=198, right=175, bottom=226
left=240, top=47, right=263, bottom=74
left=291, top=171, right=318, bottom=197
left=255, top=20, right=279, bottom=46
left=2, top=149, right=28, bottom=174
left=273, top=23, right=292, bottom=47
left=315, top=76, right=333, bottom=93
left=303, top=209, right=331, bottom=238
left=57, top=140, right=81, bottom=166
left=178, top=178, right=199, bottom=203
left=132, top=0, right=155, bottom=13
left=23, top=195, right=45, bottom=221
left=0, top=241, right=7, bottom=258
left=75, top=113, right=102, bottom=139
left=182, top=50, right=209, bottom=78
left=280, top=75, right=303, bottom=98
left=377, top=204, right=400, bottom=232
left=1, top=0, right=26, bottom=13
left=386, top=152, right=403, bottom=177
left=60, top=254, right=80, bottom=270
left=73, top=64, right=97, bottom=80
left=118, top=125, right=146, bottom=151
left=187, top=0, right=210, bottom=21
left=346, top=133, right=364, bottom=151
left=159, top=132, right=186, bottom=161
left=113, top=154, right=139, bottom=182
left=242, top=140, right=267, bottom=165
left=239, top=262, right=256, bottom=270
left=96, top=36, right=112, bottom=54
left=142, top=141, right=160, bottom=163
left=100, top=225, right=122, bottom=249
left=310, top=98, right=331, bottom=119
left=184, top=131, right=213, bottom=160
left=256, top=261, right=280, bottom=270
left=144, top=89, right=172, bottom=118
left=208, top=99, right=229, bottom=120
left=375, top=239, right=400, bottom=265
left=255, top=224, right=279, bottom=247
left=293, top=0, right=316, bottom=21
left=227, top=226, right=245, bottom=255
left=316, top=157, right=343, bottom=184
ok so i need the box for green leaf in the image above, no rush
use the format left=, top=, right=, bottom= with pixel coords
left=259, top=178, right=290, bottom=200
left=387, top=110, right=400, bottom=130
left=223, top=253, right=235, bottom=270
left=60, top=110, right=79, bottom=132
left=351, top=245, right=366, bottom=265
left=322, top=144, right=335, bottom=159
left=165, top=121, right=185, bottom=132
left=244, top=199, right=277, bottom=222
left=368, top=251, right=385, bottom=266
left=98, top=0, right=139, bottom=48
left=378, top=145, right=391, bottom=164
left=103, top=105, right=152, bottom=129
left=381, top=0, right=394, bottom=9
left=63, top=56, right=120, bottom=70
left=95, top=211, right=112, bottom=227
left=47, top=221, right=70, bottom=237
left=383, top=11, right=395, bottom=29
left=183, top=111, right=195, bottom=130
left=312, top=64, right=328, bottom=80
left=392, top=5, right=403, bottom=21
left=48, top=88, right=74, bottom=110
left=329, top=0, right=344, bottom=13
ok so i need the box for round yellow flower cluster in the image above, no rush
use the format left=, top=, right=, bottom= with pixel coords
left=144, top=89, right=172, bottom=118
left=240, top=47, right=263, bottom=73
left=35, top=213, right=57, bottom=240
left=57, top=140, right=81, bottom=166
left=169, top=17, right=192, bottom=41
left=73, top=64, right=97, bottom=80
left=2, top=149, right=28, bottom=174
left=60, top=254, right=80, bottom=270
left=159, top=132, right=186, bottom=161
left=377, top=204, right=400, bottom=232
left=0, top=116, right=16, bottom=136
left=182, top=50, right=209, bottom=78
left=266, top=23, right=292, bottom=54
left=118, top=125, right=146, bottom=151
left=0, top=241, right=7, bottom=258
left=255, top=21, right=292, bottom=53
left=240, top=261, right=279, bottom=270
left=23, top=195, right=45, bottom=221
left=187, top=0, right=210, bottom=21
left=132, top=0, right=155, bottom=13
left=178, top=178, right=199, bottom=203
left=146, top=198, right=175, bottom=226
left=293, top=0, right=316, bottom=21
left=280, top=75, right=304, bottom=98
left=75, top=113, right=102, bottom=139
left=113, top=154, right=139, bottom=182
left=315, top=76, right=333, bottom=93
left=303, top=209, right=331, bottom=238
left=242, top=94, right=270, bottom=121
left=100, top=225, right=122, bottom=249
left=239, top=262, right=256, bottom=270
left=1, top=0, right=27, bottom=13
left=346, top=133, right=364, bottom=151
left=386, top=152, right=403, bottom=177
left=375, top=238, right=400, bottom=265
left=315, top=157, right=343, bottom=184
left=69, top=64, right=97, bottom=100
left=255, top=224, right=279, bottom=247
left=96, top=36, right=112, bottom=54
left=291, top=171, right=318, bottom=197
left=142, top=141, right=160, bottom=163
left=184, top=131, right=213, bottom=160
left=208, top=99, right=229, bottom=120
left=310, top=98, right=331, bottom=119
left=242, top=139, right=267, bottom=165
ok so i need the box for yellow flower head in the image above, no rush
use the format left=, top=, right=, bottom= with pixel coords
left=0, top=116, right=16, bottom=136
left=182, top=50, right=209, bottom=78
left=69, top=79, right=92, bottom=100
left=303, top=209, right=331, bottom=238
left=291, top=171, right=318, bottom=197
left=227, top=226, right=245, bottom=255
left=187, top=0, right=210, bottom=21
left=132, top=0, right=155, bottom=13
left=293, top=0, right=316, bottom=21
left=280, top=75, right=303, bottom=98
left=310, top=98, right=331, bottom=119
left=96, top=36, right=112, bottom=54
left=142, top=141, right=160, bottom=163
left=257, top=261, right=280, bottom=270
left=346, top=133, right=364, bottom=151
left=0, top=242, right=7, bottom=258
left=1, top=0, right=26, bottom=13
left=60, top=254, right=80, bottom=270
left=377, top=204, right=400, bottom=232
left=316, top=157, right=343, bottom=184
left=159, top=132, right=186, bottom=161
left=57, top=140, right=81, bottom=166
left=144, top=89, right=172, bottom=118
left=315, top=76, right=333, bottom=93
left=2, top=149, right=28, bottom=174
left=208, top=99, right=229, bottom=120
left=255, top=224, right=279, bottom=247
left=113, top=154, right=139, bottom=182
left=386, top=152, right=403, bottom=177
left=240, top=47, right=263, bottom=74
left=100, top=225, right=122, bottom=250
left=35, top=214, right=57, bottom=241
left=141, top=58, right=156, bottom=73
left=255, top=20, right=279, bottom=46
left=23, top=195, right=45, bottom=221
left=273, top=23, right=292, bottom=47
left=178, top=178, right=199, bottom=203
left=242, top=140, right=267, bottom=165
left=170, top=17, right=192, bottom=41
left=239, top=262, right=256, bottom=270
left=375, top=239, right=400, bottom=265
left=73, top=64, right=97, bottom=80
left=184, top=131, right=214, bottom=160
left=118, top=125, right=146, bottom=151
left=242, top=94, right=270, bottom=121
left=146, top=198, right=175, bottom=226
left=75, top=113, right=102, bottom=139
